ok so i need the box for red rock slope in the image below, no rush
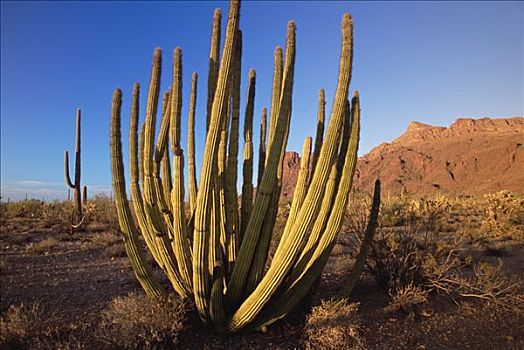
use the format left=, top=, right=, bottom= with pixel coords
left=354, top=117, right=524, bottom=196
left=279, top=117, right=524, bottom=197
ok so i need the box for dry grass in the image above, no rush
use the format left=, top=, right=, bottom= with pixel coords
left=0, top=303, right=48, bottom=349
left=88, top=231, right=121, bottom=249
left=104, top=243, right=127, bottom=258
left=97, top=292, right=186, bottom=349
left=26, top=237, right=59, bottom=254
left=384, top=283, right=429, bottom=316
left=304, top=299, right=365, bottom=350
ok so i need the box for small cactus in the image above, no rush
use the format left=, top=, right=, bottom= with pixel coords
left=64, top=108, right=86, bottom=232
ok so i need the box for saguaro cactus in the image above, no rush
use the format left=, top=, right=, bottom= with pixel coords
left=64, top=108, right=86, bottom=231
left=109, top=0, right=369, bottom=332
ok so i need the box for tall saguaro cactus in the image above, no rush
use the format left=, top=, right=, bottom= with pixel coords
left=109, top=0, right=371, bottom=332
left=64, top=108, right=85, bottom=232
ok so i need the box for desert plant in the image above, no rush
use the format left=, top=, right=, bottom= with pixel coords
left=337, top=179, right=381, bottom=299
left=26, top=237, right=59, bottom=254
left=360, top=196, right=523, bottom=312
left=427, top=258, right=523, bottom=311
left=98, top=293, right=186, bottom=349
left=383, top=282, right=429, bottom=316
left=110, top=0, right=365, bottom=332
left=64, top=108, right=87, bottom=232
left=2, top=199, right=46, bottom=219
left=0, top=302, right=49, bottom=349
left=303, top=299, right=365, bottom=350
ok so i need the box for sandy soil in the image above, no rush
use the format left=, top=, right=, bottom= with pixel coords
left=1, top=214, right=523, bottom=349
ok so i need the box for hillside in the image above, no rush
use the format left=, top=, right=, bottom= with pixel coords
left=281, top=117, right=524, bottom=197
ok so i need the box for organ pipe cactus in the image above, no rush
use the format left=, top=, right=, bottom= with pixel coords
left=64, top=108, right=86, bottom=232
left=109, top=0, right=368, bottom=332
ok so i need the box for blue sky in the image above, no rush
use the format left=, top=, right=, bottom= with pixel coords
left=1, top=1, right=523, bottom=200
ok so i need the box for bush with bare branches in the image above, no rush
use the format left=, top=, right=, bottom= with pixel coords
left=304, top=299, right=365, bottom=350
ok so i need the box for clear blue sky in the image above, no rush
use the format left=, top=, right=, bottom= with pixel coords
left=1, top=1, right=523, bottom=200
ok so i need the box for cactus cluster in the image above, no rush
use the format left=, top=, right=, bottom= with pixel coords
left=109, top=0, right=374, bottom=332
left=64, top=108, right=87, bottom=232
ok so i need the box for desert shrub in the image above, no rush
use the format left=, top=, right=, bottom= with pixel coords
left=88, top=231, right=121, bottom=249
left=86, top=221, right=109, bottom=233
left=354, top=194, right=459, bottom=292
left=26, top=237, right=59, bottom=254
left=88, top=193, right=118, bottom=229
left=378, top=197, right=409, bottom=227
left=352, top=195, right=523, bottom=312
left=2, top=199, right=46, bottom=219
left=428, top=259, right=523, bottom=311
left=459, top=191, right=524, bottom=245
left=98, top=293, right=186, bottom=349
left=104, top=243, right=127, bottom=258
left=384, top=283, right=429, bottom=316
left=0, top=302, right=50, bottom=349
left=304, top=299, right=365, bottom=350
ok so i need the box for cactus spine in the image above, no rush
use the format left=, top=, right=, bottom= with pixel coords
left=64, top=108, right=85, bottom=232
left=109, top=0, right=367, bottom=332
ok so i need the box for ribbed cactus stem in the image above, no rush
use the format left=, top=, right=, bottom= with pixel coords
left=142, top=48, right=165, bottom=236
left=156, top=90, right=173, bottom=213
left=193, top=0, right=240, bottom=320
left=110, top=88, right=164, bottom=300
left=154, top=90, right=171, bottom=165
left=171, top=153, right=193, bottom=291
left=226, top=20, right=296, bottom=313
left=107, top=1, right=367, bottom=332
left=257, top=107, right=267, bottom=187
left=139, top=122, right=146, bottom=184
left=161, top=146, right=173, bottom=210
left=188, top=72, right=199, bottom=214
left=311, top=88, right=325, bottom=177
left=288, top=164, right=338, bottom=284
left=246, top=136, right=311, bottom=295
left=337, top=178, right=380, bottom=299
left=268, top=12, right=353, bottom=270
left=165, top=47, right=193, bottom=293
left=129, top=82, right=163, bottom=266
left=228, top=13, right=352, bottom=331
left=142, top=48, right=191, bottom=299
left=266, top=46, right=283, bottom=165
left=256, top=84, right=360, bottom=329
left=210, top=262, right=226, bottom=327
left=170, top=48, right=183, bottom=155
left=277, top=136, right=312, bottom=251
left=336, top=98, right=352, bottom=185
left=240, top=69, right=256, bottom=243
left=225, top=30, right=242, bottom=273
left=206, top=8, right=222, bottom=133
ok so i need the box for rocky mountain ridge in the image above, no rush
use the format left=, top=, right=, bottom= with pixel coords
left=281, top=116, right=524, bottom=197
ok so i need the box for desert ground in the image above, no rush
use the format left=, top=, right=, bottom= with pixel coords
left=1, top=191, right=523, bottom=349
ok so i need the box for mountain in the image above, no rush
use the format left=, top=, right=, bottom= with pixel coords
left=280, top=117, right=524, bottom=197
